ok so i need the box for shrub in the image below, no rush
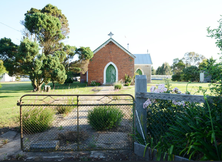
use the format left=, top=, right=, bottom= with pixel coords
left=90, top=80, right=101, bottom=86
left=22, top=107, right=55, bottom=133
left=171, top=72, right=181, bottom=81
left=124, top=82, right=131, bottom=86
left=124, top=74, right=132, bottom=84
left=87, top=106, right=124, bottom=131
left=114, top=83, right=122, bottom=89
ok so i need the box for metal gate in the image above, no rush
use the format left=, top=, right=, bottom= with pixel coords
left=17, top=94, right=135, bottom=152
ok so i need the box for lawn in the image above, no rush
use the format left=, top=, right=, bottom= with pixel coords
left=0, top=81, right=100, bottom=128
left=0, top=80, right=212, bottom=128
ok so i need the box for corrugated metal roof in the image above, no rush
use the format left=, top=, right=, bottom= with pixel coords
left=134, top=54, right=152, bottom=64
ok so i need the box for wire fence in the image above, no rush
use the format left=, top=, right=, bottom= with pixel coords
left=18, top=94, right=135, bottom=152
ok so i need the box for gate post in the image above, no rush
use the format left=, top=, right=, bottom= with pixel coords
left=135, top=75, right=147, bottom=139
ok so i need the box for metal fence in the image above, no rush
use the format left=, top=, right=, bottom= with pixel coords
left=17, top=94, right=135, bottom=152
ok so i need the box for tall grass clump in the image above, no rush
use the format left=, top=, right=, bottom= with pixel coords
left=22, top=107, right=55, bottom=133
left=56, top=98, right=76, bottom=115
left=87, top=106, right=124, bottom=131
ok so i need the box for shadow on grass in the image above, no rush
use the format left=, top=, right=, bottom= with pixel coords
left=0, top=96, right=16, bottom=98
left=1, top=82, right=89, bottom=93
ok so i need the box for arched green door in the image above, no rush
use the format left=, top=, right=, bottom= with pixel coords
left=106, top=64, right=116, bottom=84
left=136, top=69, right=142, bottom=75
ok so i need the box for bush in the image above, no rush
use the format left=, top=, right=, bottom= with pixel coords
left=22, top=107, right=55, bottom=133
left=182, top=66, right=199, bottom=82
left=171, top=72, right=181, bottom=81
left=87, top=106, right=124, bottom=131
left=124, top=74, right=132, bottom=84
left=90, top=80, right=101, bottom=86
left=114, top=83, right=122, bottom=89
left=124, top=82, right=131, bottom=86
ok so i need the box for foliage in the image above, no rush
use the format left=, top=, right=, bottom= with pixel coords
left=90, top=80, right=101, bottom=86
left=200, top=58, right=221, bottom=82
left=25, top=4, right=70, bottom=39
left=207, top=16, right=222, bottom=51
left=171, top=58, right=185, bottom=74
left=171, top=72, right=182, bottom=81
left=1, top=4, right=94, bottom=91
left=65, top=71, right=75, bottom=84
left=69, top=47, right=94, bottom=74
left=87, top=106, right=124, bottom=131
left=0, top=38, right=19, bottom=76
left=181, top=65, right=199, bottom=82
left=143, top=83, right=222, bottom=160
left=143, top=84, right=186, bottom=144
left=114, top=83, right=122, bottom=89
left=182, top=52, right=206, bottom=67
left=24, top=12, right=64, bottom=55
left=0, top=60, right=6, bottom=76
left=124, top=82, right=131, bottom=86
left=151, top=66, right=156, bottom=75
left=156, top=62, right=172, bottom=75
left=15, top=76, right=20, bottom=81
left=124, top=74, right=132, bottom=85
left=22, top=107, right=55, bottom=133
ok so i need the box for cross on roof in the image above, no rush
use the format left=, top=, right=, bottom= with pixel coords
left=108, top=32, right=114, bottom=38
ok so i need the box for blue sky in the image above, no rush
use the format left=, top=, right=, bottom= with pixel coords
left=1, top=0, right=222, bottom=69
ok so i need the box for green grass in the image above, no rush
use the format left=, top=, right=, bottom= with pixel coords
left=114, top=80, right=212, bottom=97
left=0, top=80, right=213, bottom=128
left=0, top=81, right=98, bottom=128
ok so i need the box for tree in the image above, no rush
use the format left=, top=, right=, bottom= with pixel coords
left=151, top=66, right=156, bottom=75
left=171, top=58, right=185, bottom=81
left=0, top=60, right=6, bottom=76
left=25, top=4, right=69, bottom=38
left=69, top=47, right=94, bottom=74
left=0, top=38, right=19, bottom=76
left=1, top=4, right=93, bottom=91
left=182, top=66, right=199, bottom=82
left=182, top=52, right=206, bottom=67
left=156, top=62, right=172, bottom=75
left=24, top=12, right=65, bottom=55
left=171, top=58, right=185, bottom=74
left=0, top=60, right=6, bottom=88
left=199, top=57, right=221, bottom=82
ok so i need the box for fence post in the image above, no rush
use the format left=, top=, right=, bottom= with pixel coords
left=135, top=75, right=147, bottom=138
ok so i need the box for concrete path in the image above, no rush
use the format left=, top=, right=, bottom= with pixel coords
left=0, top=86, right=126, bottom=161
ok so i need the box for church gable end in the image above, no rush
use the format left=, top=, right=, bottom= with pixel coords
left=87, top=39, right=134, bottom=85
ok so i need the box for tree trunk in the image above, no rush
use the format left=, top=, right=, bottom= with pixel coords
left=53, top=82, right=55, bottom=89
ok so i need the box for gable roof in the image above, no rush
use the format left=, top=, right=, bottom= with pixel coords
left=134, top=54, right=152, bottom=65
left=93, top=38, right=136, bottom=58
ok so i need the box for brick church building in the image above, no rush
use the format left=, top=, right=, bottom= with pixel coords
left=80, top=33, right=152, bottom=85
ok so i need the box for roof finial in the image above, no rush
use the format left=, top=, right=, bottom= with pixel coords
left=147, top=49, right=149, bottom=53
left=108, top=32, right=114, bottom=38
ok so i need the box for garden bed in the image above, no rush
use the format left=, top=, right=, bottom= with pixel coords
left=134, top=142, right=190, bottom=161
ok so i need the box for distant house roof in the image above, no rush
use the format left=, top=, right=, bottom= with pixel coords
left=134, top=54, right=152, bottom=65
left=93, top=38, right=136, bottom=59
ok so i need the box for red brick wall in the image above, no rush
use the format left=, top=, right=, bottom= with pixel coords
left=87, top=41, right=134, bottom=85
